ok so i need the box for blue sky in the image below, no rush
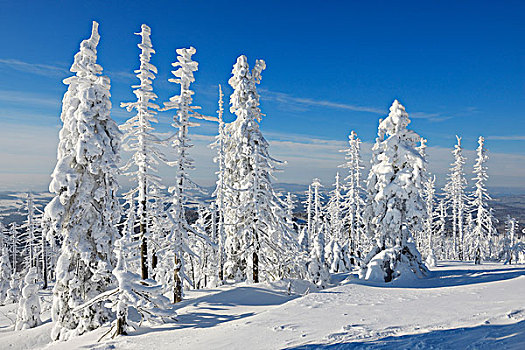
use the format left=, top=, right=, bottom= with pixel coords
left=0, top=1, right=524, bottom=191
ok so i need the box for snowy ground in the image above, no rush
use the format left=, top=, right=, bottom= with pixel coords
left=1, top=262, right=525, bottom=349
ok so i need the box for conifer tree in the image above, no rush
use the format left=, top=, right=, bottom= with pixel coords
left=163, top=47, right=209, bottom=302
left=210, top=85, right=226, bottom=282
left=15, top=267, right=42, bottom=330
left=0, top=247, right=12, bottom=304
left=222, top=55, right=288, bottom=283
left=470, top=136, right=498, bottom=264
left=120, top=24, right=165, bottom=280
left=443, top=136, right=468, bottom=260
left=339, top=130, right=366, bottom=256
left=362, top=100, right=428, bottom=282
left=423, top=176, right=437, bottom=267
left=5, top=273, right=20, bottom=304
left=42, top=22, right=121, bottom=340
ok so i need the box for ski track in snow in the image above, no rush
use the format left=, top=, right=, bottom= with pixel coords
left=1, top=262, right=525, bottom=349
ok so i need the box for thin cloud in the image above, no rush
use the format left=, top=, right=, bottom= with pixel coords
left=0, top=90, right=60, bottom=108
left=0, top=58, right=69, bottom=77
left=486, top=135, right=525, bottom=141
left=260, top=89, right=384, bottom=114
left=260, top=89, right=454, bottom=122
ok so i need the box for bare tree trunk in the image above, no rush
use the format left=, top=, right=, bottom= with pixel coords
left=173, top=254, right=182, bottom=303
left=253, top=250, right=259, bottom=283
left=140, top=187, right=148, bottom=280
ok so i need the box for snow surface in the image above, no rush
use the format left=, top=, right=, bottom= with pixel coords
left=1, top=262, right=525, bottom=349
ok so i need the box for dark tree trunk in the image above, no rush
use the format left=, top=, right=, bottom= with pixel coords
left=140, top=198, right=148, bottom=280
left=253, top=250, right=259, bottom=283
left=173, top=254, right=182, bottom=303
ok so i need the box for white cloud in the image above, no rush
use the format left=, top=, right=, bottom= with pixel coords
left=486, top=135, right=525, bottom=141
left=0, top=58, right=69, bottom=77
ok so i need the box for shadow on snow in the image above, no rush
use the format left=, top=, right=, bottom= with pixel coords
left=348, top=263, right=525, bottom=289
left=286, top=320, right=525, bottom=349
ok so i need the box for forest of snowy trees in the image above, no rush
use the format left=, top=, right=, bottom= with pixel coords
left=1, top=21, right=524, bottom=341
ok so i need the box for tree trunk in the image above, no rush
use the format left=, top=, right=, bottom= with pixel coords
left=116, top=316, right=127, bottom=336
left=253, top=250, right=259, bottom=283
left=140, top=198, right=148, bottom=280
left=173, top=254, right=182, bottom=303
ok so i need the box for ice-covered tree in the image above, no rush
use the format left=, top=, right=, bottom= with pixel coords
left=302, top=185, right=313, bottom=251
left=210, top=85, right=227, bottom=282
left=163, top=46, right=210, bottom=302
left=434, top=199, right=447, bottom=261
left=5, top=273, right=19, bottom=304
left=41, top=22, right=121, bottom=340
left=15, top=267, right=42, bottom=330
left=361, top=100, right=428, bottom=282
left=501, top=216, right=518, bottom=264
left=339, top=130, right=366, bottom=256
left=443, top=136, right=468, bottom=260
left=0, top=247, right=12, bottom=304
left=423, top=176, right=437, bottom=267
left=222, top=55, right=289, bottom=282
left=326, top=173, right=344, bottom=243
left=285, top=192, right=297, bottom=232
left=307, top=220, right=330, bottom=288
left=470, top=136, right=498, bottom=264
left=120, top=24, right=166, bottom=280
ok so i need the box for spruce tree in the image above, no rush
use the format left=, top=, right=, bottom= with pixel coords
left=470, top=136, right=498, bottom=264
left=362, top=100, right=428, bottom=282
left=443, top=136, right=468, bottom=260
left=42, top=22, right=121, bottom=340
left=120, top=24, right=165, bottom=280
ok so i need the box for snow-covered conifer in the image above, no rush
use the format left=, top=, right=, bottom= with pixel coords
left=222, top=55, right=290, bottom=283
left=307, top=220, right=330, bottom=288
left=326, top=173, right=344, bottom=243
left=339, top=131, right=366, bottom=256
left=5, top=273, right=20, bottom=304
left=163, top=46, right=208, bottom=302
left=443, top=136, right=468, bottom=260
left=0, top=247, right=12, bottom=304
left=470, top=136, right=498, bottom=264
left=41, top=22, right=121, bottom=340
left=423, top=176, right=437, bottom=267
left=120, top=24, right=166, bottom=280
left=15, top=267, right=41, bottom=330
left=501, top=216, right=518, bottom=264
left=210, top=85, right=226, bottom=282
left=362, top=100, right=428, bottom=282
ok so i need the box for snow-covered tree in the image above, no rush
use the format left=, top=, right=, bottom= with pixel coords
left=42, top=22, right=121, bottom=340
left=0, top=247, right=12, bottom=304
left=163, top=46, right=210, bottom=302
left=469, top=136, right=498, bottom=264
left=434, top=199, right=447, bottom=261
left=501, top=216, right=518, bottom=264
left=361, top=100, right=428, bottom=282
left=443, top=136, right=468, bottom=260
left=307, top=220, right=330, bottom=288
left=5, top=273, right=20, bottom=304
left=110, top=230, right=171, bottom=336
left=120, top=24, right=165, bottom=280
left=339, top=130, right=366, bottom=256
left=326, top=173, right=344, bottom=243
left=423, top=176, right=437, bottom=267
left=210, top=85, right=226, bottom=282
left=15, top=267, right=41, bottom=330
left=222, top=55, right=290, bottom=283
left=302, top=185, right=313, bottom=251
